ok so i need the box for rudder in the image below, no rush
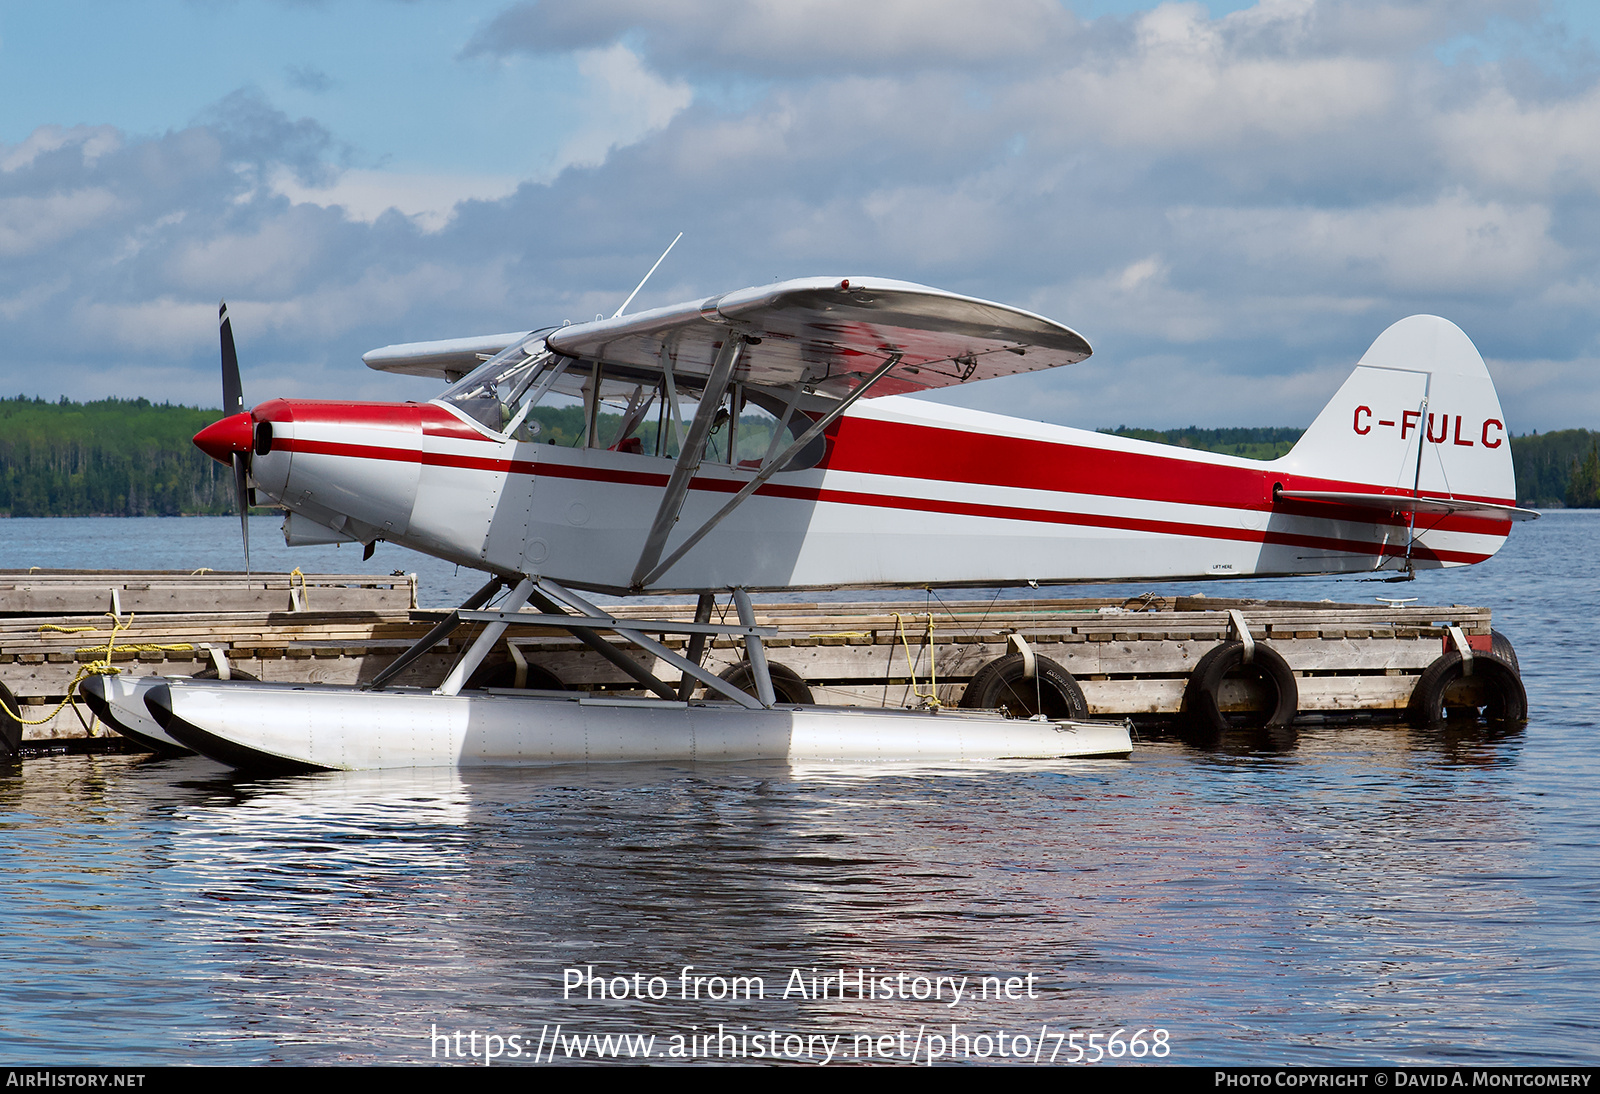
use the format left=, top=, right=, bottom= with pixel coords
left=1278, top=315, right=1516, bottom=506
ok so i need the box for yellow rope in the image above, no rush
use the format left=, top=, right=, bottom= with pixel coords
left=807, top=631, right=872, bottom=639
left=893, top=612, right=940, bottom=709
left=290, top=567, right=309, bottom=607
left=76, top=642, right=196, bottom=655
left=2, top=614, right=193, bottom=728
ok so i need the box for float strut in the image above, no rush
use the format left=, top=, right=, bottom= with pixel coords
left=525, top=589, right=680, bottom=701
left=677, top=593, right=717, bottom=701
left=437, top=578, right=536, bottom=696
left=366, top=574, right=507, bottom=692
left=732, top=589, right=776, bottom=706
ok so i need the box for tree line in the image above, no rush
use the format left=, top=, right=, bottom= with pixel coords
left=0, top=399, right=1591, bottom=516
left=0, top=397, right=233, bottom=517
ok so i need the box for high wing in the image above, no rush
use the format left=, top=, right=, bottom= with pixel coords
left=363, top=331, right=532, bottom=381
left=547, top=276, right=1091, bottom=397
left=362, top=276, right=1091, bottom=396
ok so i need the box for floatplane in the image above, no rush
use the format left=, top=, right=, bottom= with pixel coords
left=82, top=269, right=1532, bottom=771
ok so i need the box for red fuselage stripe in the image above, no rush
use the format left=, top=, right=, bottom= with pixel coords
left=277, top=435, right=1496, bottom=564
left=825, top=415, right=1517, bottom=509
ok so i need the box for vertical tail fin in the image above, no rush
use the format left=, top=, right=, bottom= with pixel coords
left=1268, top=316, right=1532, bottom=576
left=1278, top=315, right=1520, bottom=509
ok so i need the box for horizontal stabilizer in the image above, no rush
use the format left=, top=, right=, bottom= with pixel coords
left=1277, top=490, right=1538, bottom=522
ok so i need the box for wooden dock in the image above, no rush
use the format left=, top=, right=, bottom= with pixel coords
left=0, top=574, right=1522, bottom=747
left=611, top=594, right=1502, bottom=717
left=0, top=569, right=416, bottom=615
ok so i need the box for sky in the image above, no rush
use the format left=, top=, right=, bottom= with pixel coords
left=2, top=0, right=1600, bottom=433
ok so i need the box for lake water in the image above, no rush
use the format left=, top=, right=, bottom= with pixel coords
left=0, top=514, right=1595, bottom=1066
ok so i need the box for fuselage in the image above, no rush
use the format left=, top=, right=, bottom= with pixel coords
left=195, top=392, right=1513, bottom=595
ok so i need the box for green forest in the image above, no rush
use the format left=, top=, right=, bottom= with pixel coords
left=0, top=398, right=1593, bottom=516
left=0, top=397, right=234, bottom=517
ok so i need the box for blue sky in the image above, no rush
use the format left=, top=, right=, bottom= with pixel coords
left=2, top=0, right=1599, bottom=433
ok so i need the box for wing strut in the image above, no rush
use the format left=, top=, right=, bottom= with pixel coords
left=635, top=351, right=903, bottom=590
left=630, top=335, right=746, bottom=588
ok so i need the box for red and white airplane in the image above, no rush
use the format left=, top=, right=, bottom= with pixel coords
left=88, top=276, right=1532, bottom=771
left=199, top=276, right=1529, bottom=593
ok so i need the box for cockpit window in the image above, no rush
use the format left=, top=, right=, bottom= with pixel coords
left=439, top=347, right=824, bottom=471
left=439, top=337, right=555, bottom=442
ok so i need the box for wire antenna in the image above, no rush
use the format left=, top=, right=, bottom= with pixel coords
left=612, top=232, right=683, bottom=319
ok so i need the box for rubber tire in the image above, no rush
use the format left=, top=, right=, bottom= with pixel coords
left=718, top=660, right=814, bottom=706
left=468, top=662, right=567, bottom=691
left=1183, top=641, right=1298, bottom=735
left=0, top=680, right=21, bottom=757
left=1407, top=651, right=1526, bottom=728
left=1490, top=630, right=1519, bottom=673
left=959, top=653, right=1090, bottom=720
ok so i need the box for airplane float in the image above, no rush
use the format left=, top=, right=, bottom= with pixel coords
left=81, top=272, right=1533, bottom=772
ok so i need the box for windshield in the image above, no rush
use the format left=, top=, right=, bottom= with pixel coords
left=438, top=336, right=553, bottom=441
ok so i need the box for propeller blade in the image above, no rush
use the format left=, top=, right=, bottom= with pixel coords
left=221, top=303, right=250, bottom=571
left=232, top=451, right=251, bottom=573
left=220, top=301, right=244, bottom=417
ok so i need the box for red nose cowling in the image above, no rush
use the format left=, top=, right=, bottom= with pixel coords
left=194, top=412, right=253, bottom=464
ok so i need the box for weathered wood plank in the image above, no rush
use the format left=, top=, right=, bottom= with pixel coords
left=0, top=571, right=416, bottom=614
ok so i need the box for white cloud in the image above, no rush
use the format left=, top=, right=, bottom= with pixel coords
left=6, top=0, right=1600, bottom=437
left=549, top=44, right=694, bottom=172
left=470, top=0, right=1078, bottom=73
left=0, top=277, right=70, bottom=321
left=74, top=297, right=214, bottom=355
left=0, top=188, right=121, bottom=256
left=269, top=167, right=522, bottom=232
left=228, top=261, right=517, bottom=344
left=0, top=125, right=120, bottom=173
left=1022, top=2, right=1396, bottom=149
left=1483, top=356, right=1600, bottom=432
left=1437, top=81, right=1600, bottom=195
left=1055, top=256, right=1231, bottom=344
left=1168, top=193, right=1562, bottom=293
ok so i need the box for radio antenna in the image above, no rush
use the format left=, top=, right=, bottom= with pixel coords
left=612, top=232, right=683, bottom=319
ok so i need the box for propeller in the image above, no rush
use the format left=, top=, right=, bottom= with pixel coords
left=220, top=301, right=243, bottom=417
left=194, top=302, right=255, bottom=572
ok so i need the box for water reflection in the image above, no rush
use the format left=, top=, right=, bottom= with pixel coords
left=0, top=514, right=1596, bottom=1065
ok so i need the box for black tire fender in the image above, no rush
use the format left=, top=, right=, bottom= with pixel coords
left=468, top=662, right=566, bottom=691
left=959, top=652, right=1090, bottom=720
left=0, top=680, right=21, bottom=757
left=1183, top=641, right=1298, bottom=734
left=717, top=660, right=814, bottom=706
left=1408, top=650, right=1526, bottom=727
left=1490, top=630, right=1519, bottom=673
left=191, top=665, right=259, bottom=682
